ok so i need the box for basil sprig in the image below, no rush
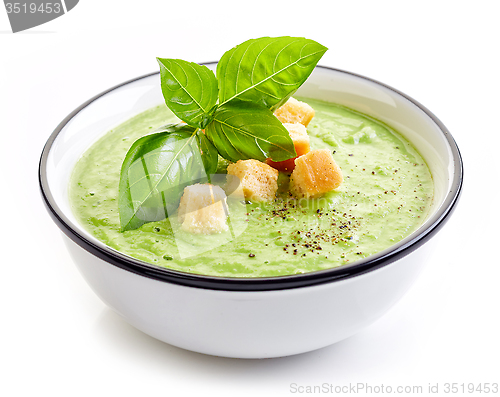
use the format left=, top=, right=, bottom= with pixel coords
left=119, top=36, right=327, bottom=231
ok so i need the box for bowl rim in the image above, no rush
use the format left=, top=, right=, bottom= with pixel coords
left=39, top=63, right=463, bottom=292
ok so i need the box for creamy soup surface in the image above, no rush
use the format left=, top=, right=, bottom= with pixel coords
left=69, top=98, right=434, bottom=277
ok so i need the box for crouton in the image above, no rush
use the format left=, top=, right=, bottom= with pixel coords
left=266, top=123, right=310, bottom=172
left=177, top=184, right=228, bottom=234
left=290, top=149, right=343, bottom=199
left=227, top=159, right=279, bottom=202
left=274, top=97, right=315, bottom=127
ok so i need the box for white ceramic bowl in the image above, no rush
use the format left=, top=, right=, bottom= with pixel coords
left=39, top=64, right=463, bottom=358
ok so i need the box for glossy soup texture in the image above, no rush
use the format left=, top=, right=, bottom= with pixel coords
left=69, top=99, right=434, bottom=277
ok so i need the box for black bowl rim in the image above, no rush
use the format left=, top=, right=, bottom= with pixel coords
left=39, top=63, right=463, bottom=292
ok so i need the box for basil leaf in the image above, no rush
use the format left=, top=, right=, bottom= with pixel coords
left=119, top=123, right=216, bottom=231
left=196, top=130, right=219, bottom=176
left=157, top=58, right=218, bottom=128
left=217, top=36, right=327, bottom=110
left=205, top=100, right=296, bottom=163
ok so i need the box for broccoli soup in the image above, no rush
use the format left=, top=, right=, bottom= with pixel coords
left=69, top=98, right=433, bottom=277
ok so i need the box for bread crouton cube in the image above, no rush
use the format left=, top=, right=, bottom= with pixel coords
left=274, top=97, right=315, bottom=127
left=285, top=123, right=310, bottom=154
left=227, top=159, right=279, bottom=202
left=290, top=149, right=343, bottom=199
left=177, top=184, right=228, bottom=234
left=266, top=123, right=311, bottom=172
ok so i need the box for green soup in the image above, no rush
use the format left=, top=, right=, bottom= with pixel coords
left=69, top=99, right=433, bottom=277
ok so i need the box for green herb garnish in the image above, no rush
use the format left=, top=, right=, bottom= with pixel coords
left=119, top=36, right=327, bottom=231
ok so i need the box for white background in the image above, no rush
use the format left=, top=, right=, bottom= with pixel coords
left=1, top=1, right=499, bottom=396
